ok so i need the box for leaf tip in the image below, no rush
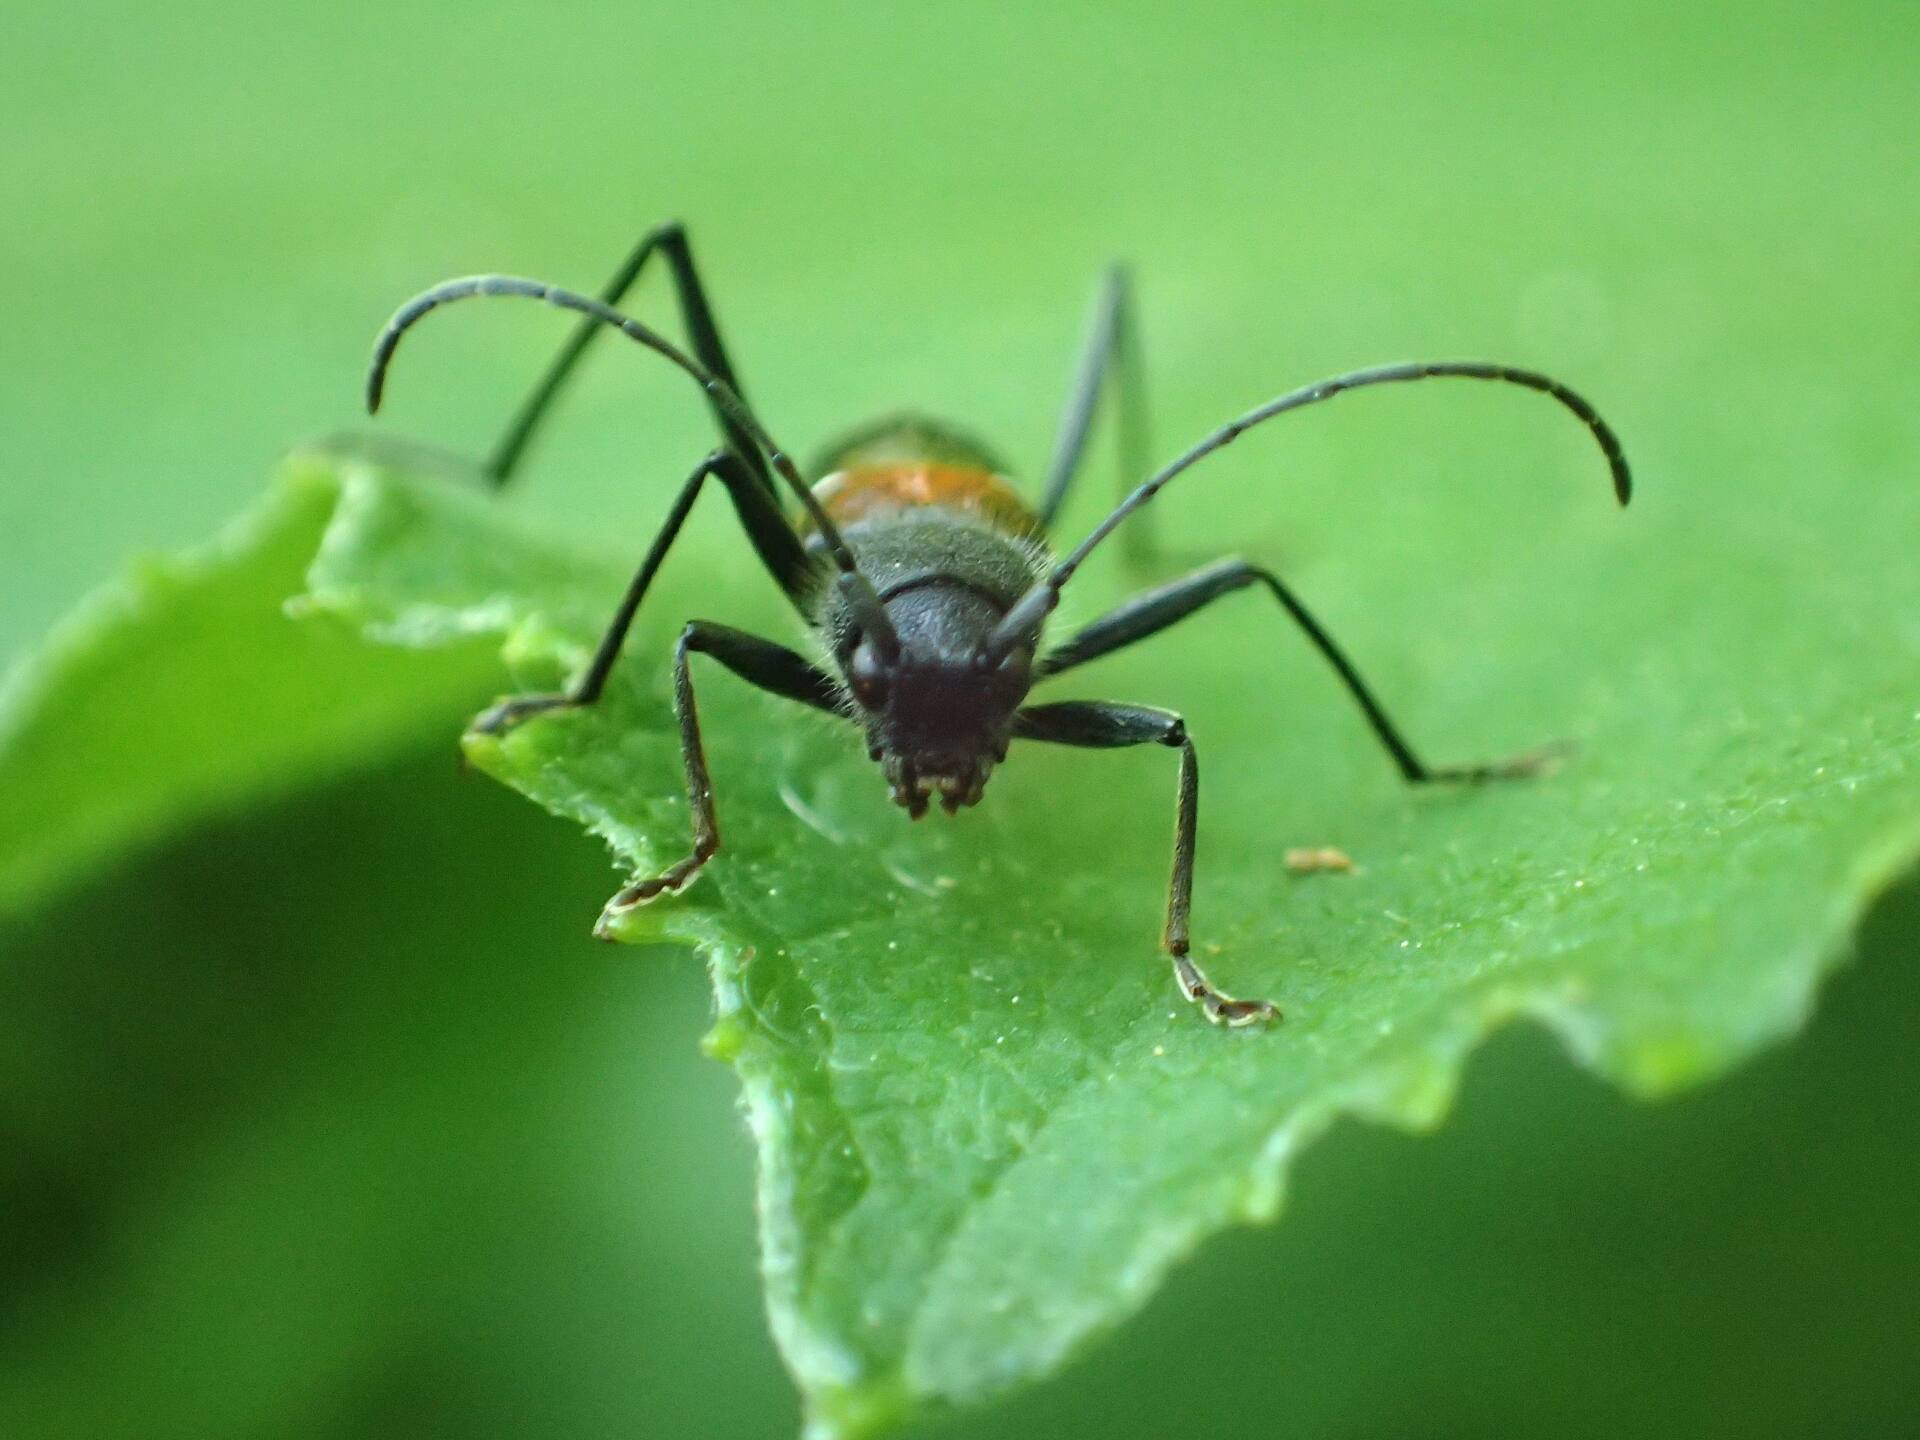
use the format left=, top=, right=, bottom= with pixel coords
left=458, top=727, right=506, bottom=772
left=801, top=1376, right=912, bottom=1440
left=701, top=1015, right=750, bottom=1064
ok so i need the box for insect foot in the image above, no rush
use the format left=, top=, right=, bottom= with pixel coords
left=1439, top=737, right=1578, bottom=784
left=1172, top=954, right=1282, bottom=1027
left=468, top=692, right=578, bottom=737
left=592, top=855, right=711, bottom=939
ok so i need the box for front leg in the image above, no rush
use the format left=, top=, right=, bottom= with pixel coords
left=470, top=450, right=724, bottom=738
left=594, top=621, right=845, bottom=935
left=1015, top=700, right=1280, bottom=1027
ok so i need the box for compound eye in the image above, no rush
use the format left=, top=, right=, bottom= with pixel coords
left=849, top=639, right=890, bottom=708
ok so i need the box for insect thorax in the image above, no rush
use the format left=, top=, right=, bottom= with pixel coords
left=799, top=413, right=1050, bottom=664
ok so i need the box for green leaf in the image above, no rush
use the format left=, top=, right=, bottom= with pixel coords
left=301, top=423, right=1920, bottom=1435
left=0, top=465, right=497, bottom=919
left=0, top=746, right=796, bottom=1440
left=11, top=732, right=1913, bottom=1440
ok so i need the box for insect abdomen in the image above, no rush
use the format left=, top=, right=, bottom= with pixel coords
left=805, top=463, right=1041, bottom=541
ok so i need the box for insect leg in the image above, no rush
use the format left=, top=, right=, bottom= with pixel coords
left=1036, top=266, right=1155, bottom=561
left=1014, top=700, right=1279, bottom=1027
left=483, top=222, right=773, bottom=497
left=369, top=275, right=890, bottom=637
left=1037, top=557, right=1557, bottom=782
left=342, top=226, right=811, bottom=595
left=471, top=450, right=818, bottom=736
left=477, top=225, right=813, bottom=598
left=596, top=621, right=845, bottom=926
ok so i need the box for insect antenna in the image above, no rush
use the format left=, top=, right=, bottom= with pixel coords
left=366, top=275, right=900, bottom=656
left=984, top=360, right=1632, bottom=662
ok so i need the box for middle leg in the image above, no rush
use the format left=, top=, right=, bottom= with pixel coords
left=471, top=449, right=819, bottom=736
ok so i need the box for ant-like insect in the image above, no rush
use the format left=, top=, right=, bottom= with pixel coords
left=366, top=223, right=1631, bottom=1026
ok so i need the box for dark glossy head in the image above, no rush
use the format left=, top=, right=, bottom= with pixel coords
left=843, top=581, right=1035, bottom=817
left=805, top=423, right=1054, bottom=817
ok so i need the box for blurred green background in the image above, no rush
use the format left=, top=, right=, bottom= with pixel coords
left=3, top=1, right=1917, bottom=1436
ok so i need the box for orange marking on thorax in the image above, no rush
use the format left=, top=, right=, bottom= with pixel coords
left=805, top=464, right=1039, bottom=537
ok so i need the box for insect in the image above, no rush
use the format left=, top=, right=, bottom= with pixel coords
left=365, top=222, right=1631, bottom=1026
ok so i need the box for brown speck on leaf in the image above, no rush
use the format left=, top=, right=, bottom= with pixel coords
left=1286, top=846, right=1355, bottom=874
